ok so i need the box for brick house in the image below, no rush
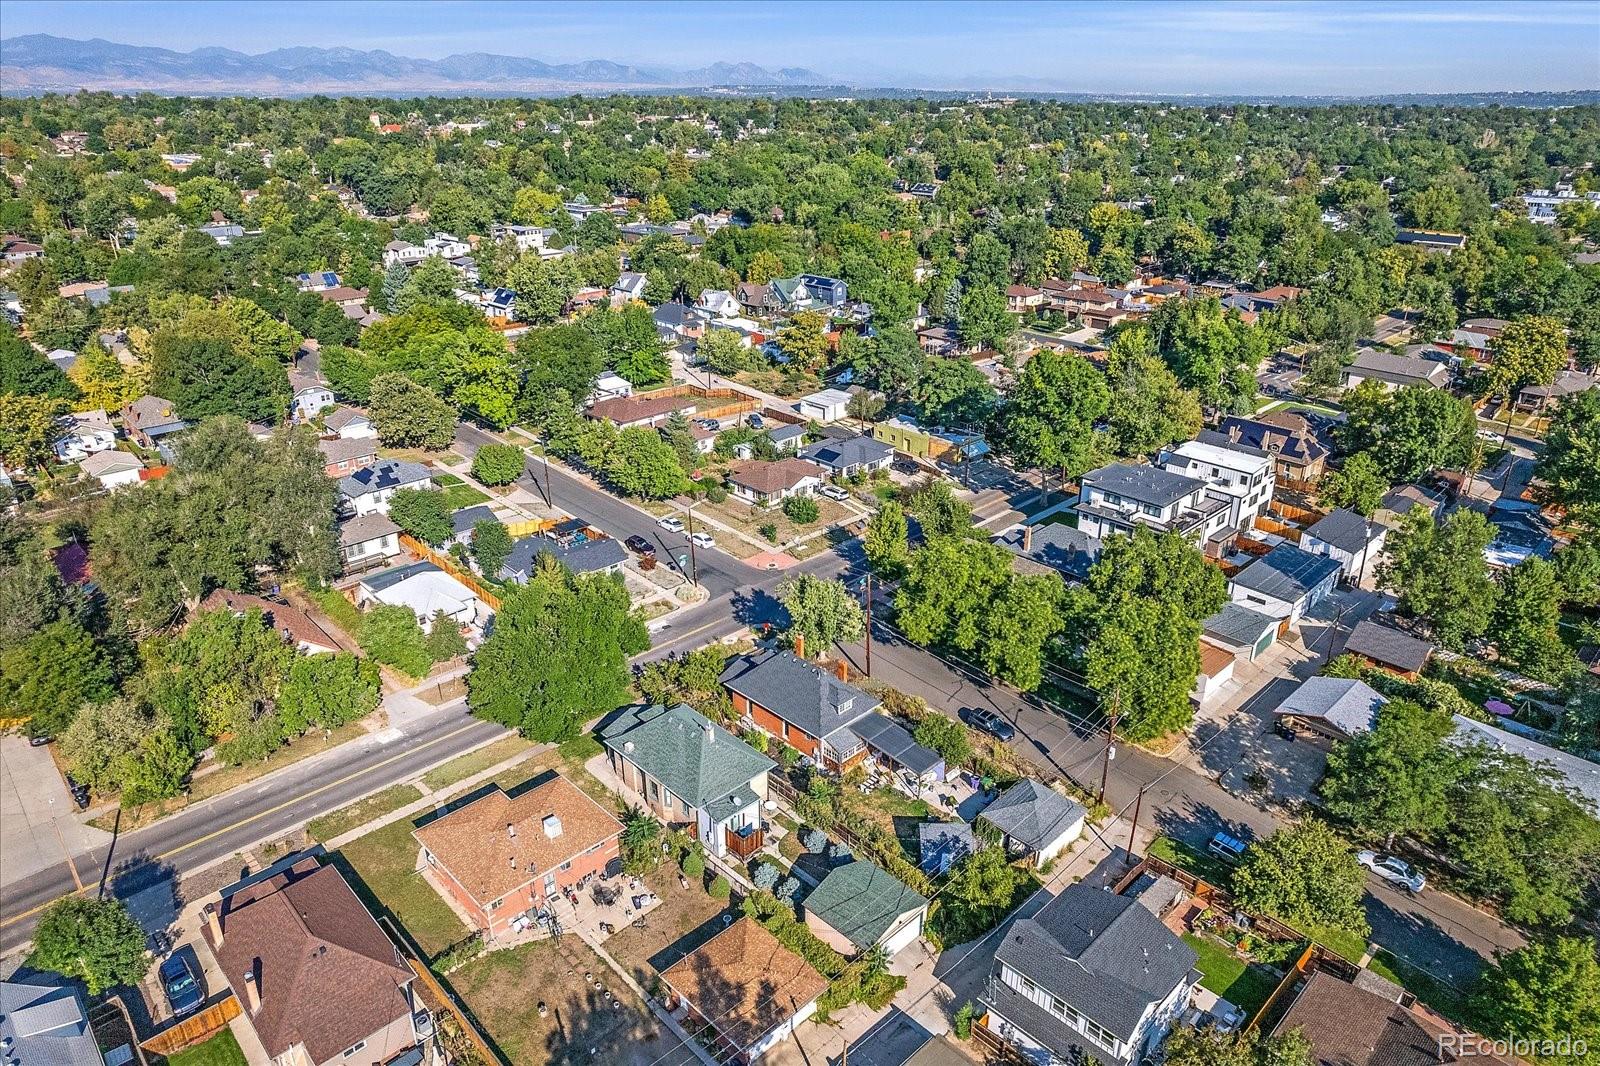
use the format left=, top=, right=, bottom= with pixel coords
left=720, top=649, right=879, bottom=772
left=413, top=774, right=622, bottom=940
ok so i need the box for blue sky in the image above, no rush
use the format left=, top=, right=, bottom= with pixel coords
left=4, top=0, right=1597, bottom=94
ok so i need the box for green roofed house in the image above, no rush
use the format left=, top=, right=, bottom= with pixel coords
left=802, top=859, right=929, bottom=959
left=600, top=703, right=775, bottom=862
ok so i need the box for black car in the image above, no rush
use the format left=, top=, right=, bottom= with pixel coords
left=965, top=707, right=1015, bottom=742
left=65, top=776, right=90, bottom=809
left=28, top=734, right=51, bottom=747
left=623, top=535, right=655, bottom=556
left=160, top=950, right=205, bottom=1017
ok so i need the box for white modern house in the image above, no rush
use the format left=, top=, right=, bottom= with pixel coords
left=1300, top=508, right=1387, bottom=583
left=338, top=459, right=434, bottom=517
left=80, top=449, right=144, bottom=490
left=1157, top=439, right=1275, bottom=534
left=1228, top=543, right=1343, bottom=625
left=1073, top=462, right=1234, bottom=548
left=694, top=289, right=742, bottom=319
left=795, top=388, right=853, bottom=423
left=382, top=232, right=470, bottom=268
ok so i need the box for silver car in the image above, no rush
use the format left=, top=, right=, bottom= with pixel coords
left=1358, top=850, right=1426, bottom=893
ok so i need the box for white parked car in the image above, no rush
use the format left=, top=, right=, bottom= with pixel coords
left=657, top=516, right=685, bottom=534
left=1358, top=850, right=1426, bottom=893
left=819, top=485, right=850, bottom=502
left=690, top=532, right=715, bottom=549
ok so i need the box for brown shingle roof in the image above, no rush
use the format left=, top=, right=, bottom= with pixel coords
left=317, top=286, right=369, bottom=304
left=586, top=394, right=692, bottom=425
left=198, top=590, right=341, bottom=652
left=413, top=774, right=622, bottom=906
left=725, top=459, right=820, bottom=495
left=660, top=917, right=827, bottom=1049
left=207, top=861, right=414, bottom=1065
left=1274, top=969, right=1511, bottom=1066
left=317, top=436, right=378, bottom=466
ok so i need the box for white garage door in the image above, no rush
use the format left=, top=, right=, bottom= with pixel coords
left=881, top=911, right=924, bottom=957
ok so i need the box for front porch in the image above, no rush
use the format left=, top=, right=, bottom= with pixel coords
left=588, top=751, right=767, bottom=864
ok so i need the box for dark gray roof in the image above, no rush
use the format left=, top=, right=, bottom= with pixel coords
left=720, top=650, right=880, bottom=743
left=501, top=534, right=626, bottom=579
left=450, top=504, right=497, bottom=535
left=767, top=424, right=808, bottom=443
left=846, top=1008, right=969, bottom=1066
left=1304, top=508, right=1381, bottom=555
left=1275, top=677, right=1386, bottom=736
left=991, top=883, right=1198, bottom=1043
left=359, top=560, right=441, bottom=593
left=0, top=981, right=105, bottom=1066
left=1343, top=620, right=1434, bottom=673
left=1202, top=604, right=1280, bottom=649
left=338, top=458, right=431, bottom=499
left=1230, top=544, right=1342, bottom=602
left=599, top=703, right=774, bottom=811
left=994, top=524, right=1101, bottom=582
left=803, top=860, right=928, bottom=951
left=979, top=780, right=1086, bottom=851
left=984, top=973, right=1133, bottom=1066
left=1347, top=348, right=1449, bottom=388
left=1081, top=463, right=1204, bottom=509
left=918, top=821, right=976, bottom=873
left=800, top=434, right=894, bottom=470
left=850, top=714, right=943, bottom=776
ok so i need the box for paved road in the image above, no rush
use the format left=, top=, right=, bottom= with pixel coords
left=0, top=703, right=506, bottom=954
left=832, top=620, right=1522, bottom=983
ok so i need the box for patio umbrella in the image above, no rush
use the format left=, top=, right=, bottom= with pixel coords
left=1484, top=699, right=1515, bottom=716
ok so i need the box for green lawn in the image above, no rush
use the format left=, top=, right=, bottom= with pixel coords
left=1182, top=934, right=1281, bottom=1021
left=421, top=736, right=535, bottom=791
left=1148, top=835, right=1237, bottom=890
left=307, top=784, right=423, bottom=843
left=167, top=1030, right=247, bottom=1066
left=433, top=472, right=490, bottom=510
left=329, top=817, right=468, bottom=959
left=1306, top=923, right=1369, bottom=964
left=1367, top=950, right=1471, bottom=1023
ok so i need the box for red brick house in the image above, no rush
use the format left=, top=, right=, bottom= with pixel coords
left=719, top=649, right=880, bottom=772
left=413, top=774, right=622, bottom=940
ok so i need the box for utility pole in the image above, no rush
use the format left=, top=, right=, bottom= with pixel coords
left=541, top=449, right=555, bottom=510
left=863, top=573, right=873, bottom=678
left=1098, top=688, right=1121, bottom=806
left=685, top=500, right=699, bottom=585
left=1127, top=784, right=1146, bottom=859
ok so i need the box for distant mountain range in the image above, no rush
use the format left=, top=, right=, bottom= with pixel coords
left=0, top=34, right=830, bottom=94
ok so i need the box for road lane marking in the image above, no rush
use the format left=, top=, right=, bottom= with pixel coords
left=50, top=820, right=83, bottom=891
left=0, top=720, right=491, bottom=930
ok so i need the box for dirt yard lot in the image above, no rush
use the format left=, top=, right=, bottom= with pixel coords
left=605, top=865, right=737, bottom=990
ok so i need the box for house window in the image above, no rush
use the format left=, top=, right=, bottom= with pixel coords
left=341, top=1042, right=367, bottom=1058
left=490, top=898, right=503, bottom=909
left=559, top=861, right=572, bottom=872
left=1083, top=1019, right=1118, bottom=1052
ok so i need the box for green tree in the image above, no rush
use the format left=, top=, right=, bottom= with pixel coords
left=863, top=499, right=909, bottom=576
left=1485, top=316, right=1568, bottom=406
left=0, top=618, right=118, bottom=738
left=1369, top=386, right=1477, bottom=484
left=912, top=712, right=973, bottom=768
left=620, top=807, right=663, bottom=874
left=1103, top=328, right=1202, bottom=457
left=467, top=565, right=647, bottom=741
left=776, top=310, right=831, bottom=373
left=388, top=487, right=453, bottom=545
left=0, top=323, right=77, bottom=398
left=909, top=357, right=996, bottom=428
left=1232, top=820, right=1370, bottom=940
left=1319, top=451, right=1388, bottom=516
left=1081, top=596, right=1200, bottom=741
left=605, top=427, right=689, bottom=499
left=1538, top=390, right=1600, bottom=517
left=697, top=328, right=762, bottom=376
left=278, top=653, right=381, bottom=734
left=933, top=846, right=1035, bottom=946
left=1469, top=938, right=1600, bottom=1065
left=471, top=443, right=525, bottom=486
left=516, top=324, right=604, bottom=419
left=149, top=335, right=287, bottom=423
left=1322, top=698, right=1457, bottom=847
left=783, top=494, right=821, bottom=524
left=358, top=604, right=434, bottom=678
left=1160, top=1027, right=1313, bottom=1066
left=777, top=574, right=864, bottom=655
left=0, top=394, right=69, bottom=471
left=396, top=256, right=460, bottom=312
left=957, top=284, right=1014, bottom=350
left=29, top=897, right=149, bottom=994
left=1378, top=508, right=1497, bottom=647
left=904, top=480, right=974, bottom=539
left=368, top=373, right=457, bottom=450
left=1553, top=532, right=1600, bottom=608
left=994, top=350, right=1109, bottom=484
left=1491, top=558, right=1568, bottom=677
left=471, top=519, right=513, bottom=576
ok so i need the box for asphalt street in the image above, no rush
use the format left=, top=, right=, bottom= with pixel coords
left=0, top=702, right=506, bottom=953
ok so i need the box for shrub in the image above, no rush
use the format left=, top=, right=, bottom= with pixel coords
left=681, top=847, right=706, bottom=880
left=953, top=1001, right=976, bottom=1040
left=708, top=875, right=731, bottom=900
left=471, top=443, right=525, bottom=486
left=802, top=828, right=830, bottom=853
left=759, top=522, right=779, bottom=543
left=753, top=862, right=781, bottom=892
left=777, top=876, right=801, bottom=901
left=777, top=744, right=800, bottom=768
left=784, top=494, right=820, bottom=524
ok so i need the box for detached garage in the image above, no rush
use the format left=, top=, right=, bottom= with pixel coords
left=978, top=779, right=1087, bottom=866
left=803, top=860, right=929, bottom=959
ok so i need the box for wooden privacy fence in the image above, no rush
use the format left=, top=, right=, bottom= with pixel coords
left=1270, top=499, right=1324, bottom=524
left=1253, top=516, right=1304, bottom=542
left=141, top=995, right=240, bottom=1056
left=399, top=534, right=501, bottom=611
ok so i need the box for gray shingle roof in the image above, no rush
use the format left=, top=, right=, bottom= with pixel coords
left=984, top=973, right=1133, bottom=1066
left=1230, top=544, right=1342, bottom=602
left=0, top=981, right=105, bottom=1066
left=846, top=1007, right=969, bottom=1066
left=502, top=534, right=626, bottom=579
left=720, top=650, right=880, bottom=743
left=994, top=524, right=1101, bottom=582
left=1347, top=348, right=1450, bottom=388
left=1304, top=508, right=1381, bottom=555
left=991, top=883, right=1198, bottom=1044
left=1450, top=715, right=1600, bottom=810
left=450, top=504, right=497, bottom=535
left=599, top=703, right=774, bottom=811
left=803, top=860, right=928, bottom=951
left=850, top=714, right=943, bottom=776
left=337, top=458, right=431, bottom=499
left=338, top=511, right=400, bottom=546
left=1342, top=620, right=1434, bottom=674
left=1202, top=604, right=1280, bottom=649
left=978, top=780, right=1086, bottom=852
left=1081, top=463, right=1205, bottom=509
left=800, top=435, right=894, bottom=471
left=1274, top=677, right=1387, bottom=736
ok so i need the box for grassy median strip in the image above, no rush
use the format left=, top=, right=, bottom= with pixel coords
left=307, top=783, right=424, bottom=843
left=421, top=735, right=535, bottom=791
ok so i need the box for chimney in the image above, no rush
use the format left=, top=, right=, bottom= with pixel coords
left=1022, top=525, right=1034, bottom=552
left=243, top=962, right=262, bottom=1014
left=542, top=814, right=563, bottom=838
left=793, top=633, right=805, bottom=659
left=834, top=659, right=849, bottom=683
left=507, top=822, right=516, bottom=839
left=205, top=903, right=223, bottom=947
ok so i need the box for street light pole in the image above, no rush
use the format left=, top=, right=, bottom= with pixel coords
left=685, top=500, right=699, bottom=585
left=863, top=572, right=873, bottom=678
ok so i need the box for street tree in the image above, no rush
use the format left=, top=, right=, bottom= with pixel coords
left=0, top=618, right=119, bottom=738
left=1538, top=390, right=1600, bottom=518
left=1469, top=937, right=1600, bottom=1061
left=277, top=654, right=380, bottom=735
left=776, top=574, right=864, bottom=655
left=29, top=897, right=150, bottom=994
left=1485, top=316, right=1568, bottom=407
left=1232, top=819, right=1370, bottom=940
left=605, top=427, right=689, bottom=499
left=904, top=481, right=974, bottom=539
left=1379, top=507, right=1497, bottom=647
left=471, top=443, right=525, bottom=486
left=368, top=373, right=457, bottom=450
left=1321, top=698, right=1458, bottom=846
left=863, top=499, right=909, bottom=576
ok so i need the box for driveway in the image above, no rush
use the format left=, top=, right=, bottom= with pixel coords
left=0, top=736, right=110, bottom=890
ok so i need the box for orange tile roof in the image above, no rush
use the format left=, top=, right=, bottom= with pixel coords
left=413, top=774, right=622, bottom=905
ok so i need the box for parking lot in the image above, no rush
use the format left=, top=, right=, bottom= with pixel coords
left=0, top=735, right=110, bottom=889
